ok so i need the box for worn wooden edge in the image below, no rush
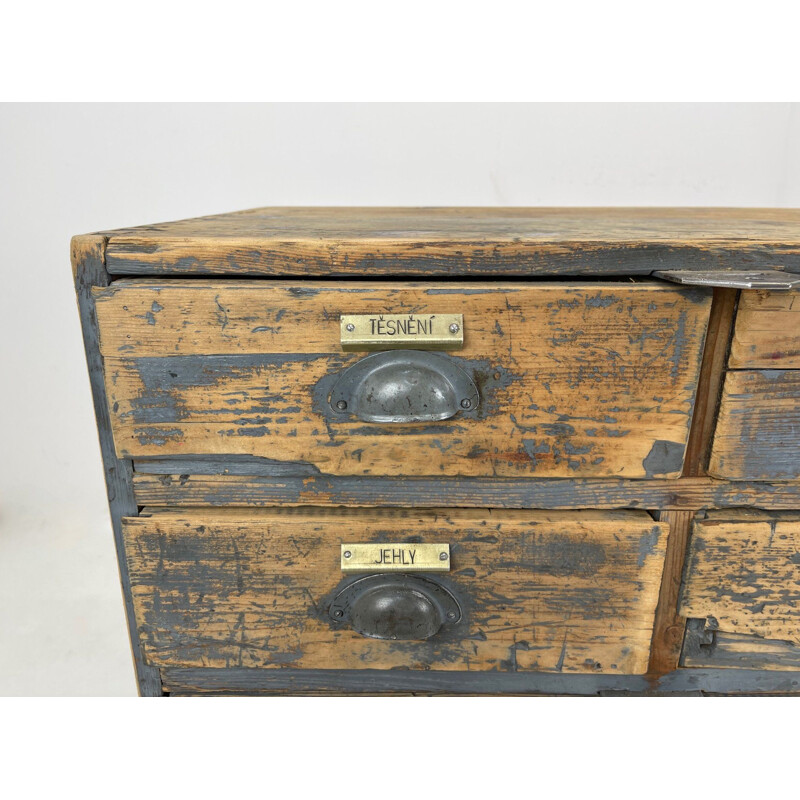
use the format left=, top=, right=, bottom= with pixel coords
left=159, top=666, right=800, bottom=696
left=682, top=288, right=739, bottom=477
left=99, top=207, right=800, bottom=276
left=648, top=510, right=695, bottom=674
left=131, top=473, right=800, bottom=510
left=104, top=242, right=800, bottom=277
left=71, top=234, right=163, bottom=697
left=681, top=619, right=800, bottom=671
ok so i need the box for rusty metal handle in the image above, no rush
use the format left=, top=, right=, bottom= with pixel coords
left=329, top=574, right=462, bottom=640
left=328, top=350, right=479, bottom=423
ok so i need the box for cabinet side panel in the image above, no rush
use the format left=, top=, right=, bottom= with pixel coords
left=72, top=234, right=162, bottom=696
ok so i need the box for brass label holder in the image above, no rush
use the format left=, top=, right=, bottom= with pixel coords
left=341, top=543, right=451, bottom=573
left=340, top=313, right=463, bottom=351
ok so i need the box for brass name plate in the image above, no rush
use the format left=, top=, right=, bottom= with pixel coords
left=341, top=543, right=451, bottom=572
left=340, top=314, right=463, bottom=351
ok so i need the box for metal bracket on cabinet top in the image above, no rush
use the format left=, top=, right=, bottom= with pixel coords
left=653, top=269, right=800, bottom=290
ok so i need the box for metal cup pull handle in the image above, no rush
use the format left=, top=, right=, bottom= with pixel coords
left=329, top=349, right=479, bottom=423
left=329, top=574, right=462, bottom=640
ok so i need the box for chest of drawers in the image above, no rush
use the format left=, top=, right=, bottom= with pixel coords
left=72, top=207, right=800, bottom=695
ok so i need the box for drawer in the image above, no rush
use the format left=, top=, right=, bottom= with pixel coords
left=680, top=510, right=800, bottom=670
left=708, top=370, right=800, bottom=480
left=709, top=290, right=800, bottom=481
left=122, top=508, right=668, bottom=674
left=95, top=279, right=711, bottom=478
left=729, top=289, right=800, bottom=368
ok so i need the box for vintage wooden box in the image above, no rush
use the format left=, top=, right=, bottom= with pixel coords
left=72, top=208, right=800, bottom=696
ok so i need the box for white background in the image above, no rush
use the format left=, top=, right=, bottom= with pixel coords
left=1, top=102, right=800, bottom=696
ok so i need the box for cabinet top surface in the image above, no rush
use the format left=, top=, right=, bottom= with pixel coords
left=96, top=206, right=800, bottom=241
left=80, top=207, right=800, bottom=277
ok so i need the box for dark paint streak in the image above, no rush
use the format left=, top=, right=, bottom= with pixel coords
left=134, top=455, right=321, bottom=477
left=107, top=242, right=800, bottom=278
left=132, top=475, right=800, bottom=511
left=160, top=667, right=800, bottom=696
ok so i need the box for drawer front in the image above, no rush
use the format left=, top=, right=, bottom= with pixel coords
left=95, top=280, right=711, bottom=478
left=729, top=289, right=800, bottom=369
left=122, top=508, right=667, bottom=674
left=680, top=510, right=800, bottom=670
left=709, top=289, right=800, bottom=480
left=708, top=370, right=800, bottom=480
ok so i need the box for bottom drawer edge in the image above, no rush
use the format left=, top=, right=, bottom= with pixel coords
left=159, top=667, right=800, bottom=696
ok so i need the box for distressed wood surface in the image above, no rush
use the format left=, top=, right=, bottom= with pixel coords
left=161, top=668, right=652, bottom=695
left=159, top=666, right=800, bottom=696
left=94, top=207, right=800, bottom=276
left=729, top=289, right=800, bottom=368
left=681, top=288, right=738, bottom=477
left=71, top=235, right=162, bottom=697
left=681, top=618, right=800, bottom=671
left=680, top=510, right=800, bottom=647
left=131, top=472, right=800, bottom=510
left=648, top=510, right=695, bottom=674
left=708, top=369, right=800, bottom=480
left=94, top=280, right=711, bottom=478
left=123, top=507, right=667, bottom=674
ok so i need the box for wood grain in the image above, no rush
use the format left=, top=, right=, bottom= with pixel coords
left=123, top=508, right=667, bottom=674
left=161, top=667, right=654, bottom=695
left=93, top=207, right=800, bottom=276
left=648, top=510, right=695, bottom=674
left=159, top=665, right=800, bottom=695
left=94, top=280, right=711, bottom=478
left=729, top=289, right=800, bottom=368
left=680, top=510, right=800, bottom=645
left=708, top=370, right=800, bottom=480
left=682, top=288, right=738, bottom=477
left=131, top=473, right=800, bottom=511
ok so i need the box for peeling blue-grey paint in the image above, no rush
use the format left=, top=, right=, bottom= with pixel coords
left=642, top=439, right=684, bottom=477
left=637, top=526, right=661, bottom=566
left=584, top=293, right=618, bottom=308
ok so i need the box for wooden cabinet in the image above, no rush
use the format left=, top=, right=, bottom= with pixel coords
left=72, top=207, right=800, bottom=695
